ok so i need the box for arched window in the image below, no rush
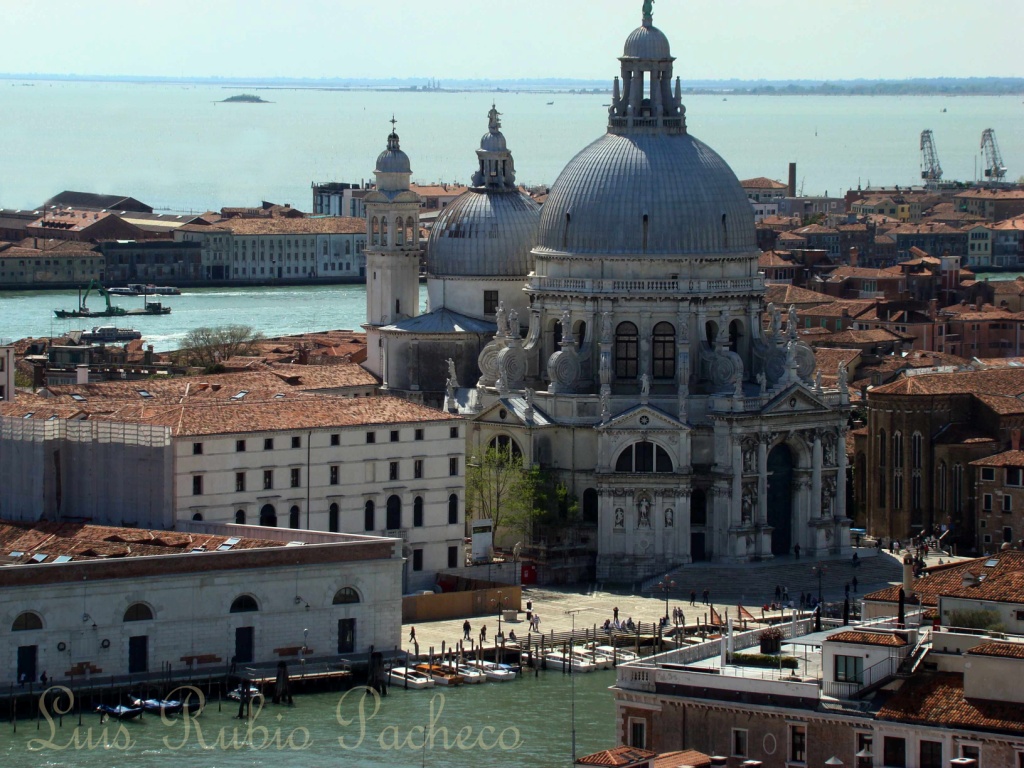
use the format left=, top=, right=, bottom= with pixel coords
left=582, top=488, right=598, bottom=524
left=615, top=442, right=673, bottom=473
left=12, top=612, right=42, bottom=631
left=381, top=216, right=388, bottom=246
left=448, top=494, right=459, bottom=524
left=892, top=432, right=903, bottom=467
left=364, top=500, right=375, bottom=531
left=911, top=432, right=923, bottom=469
left=192, top=512, right=203, bottom=522
left=235, top=509, right=246, bottom=525
left=615, top=322, right=639, bottom=379
left=413, top=496, right=424, bottom=527
left=386, top=495, right=402, bottom=530
left=329, top=503, right=340, bottom=533
left=230, top=595, right=259, bottom=613
left=652, top=322, right=675, bottom=379
left=395, top=216, right=404, bottom=245
left=489, top=434, right=523, bottom=461
left=371, top=216, right=379, bottom=245
left=259, top=504, right=277, bottom=527
left=333, top=587, right=360, bottom=605
left=952, top=463, right=964, bottom=513
left=123, top=603, right=154, bottom=622
left=289, top=505, right=300, bottom=529
left=705, top=321, right=718, bottom=345
left=937, top=462, right=948, bottom=510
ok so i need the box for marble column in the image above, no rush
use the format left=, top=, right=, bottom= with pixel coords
left=836, top=428, right=848, bottom=520
left=640, top=310, right=652, bottom=380
left=812, top=430, right=823, bottom=520
left=758, top=436, right=769, bottom=525
left=732, top=437, right=743, bottom=531
left=679, top=488, right=692, bottom=563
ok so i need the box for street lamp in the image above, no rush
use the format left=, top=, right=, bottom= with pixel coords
left=491, top=591, right=508, bottom=638
left=812, top=562, right=828, bottom=606
left=656, top=575, right=676, bottom=621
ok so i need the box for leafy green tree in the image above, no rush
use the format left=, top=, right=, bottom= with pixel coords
left=947, top=609, right=1004, bottom=633
left=466, top=446, right=542, bottom=543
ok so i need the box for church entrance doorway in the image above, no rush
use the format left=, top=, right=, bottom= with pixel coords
left=767, top=445, right=794, bottom=556
left=690, top=489, right=708, bottom=561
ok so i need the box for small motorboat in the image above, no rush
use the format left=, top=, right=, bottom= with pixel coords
left=96, top=703, right=144, bottom=721
left=226, top=684, right=262, bottom=701
left=573, top=645, right=613, bottom=670
left=80, top=325, right=142, bottom=343
left=594, top=645, right=640, bottom=664
left=129, top=695, right=203, bottom=716
left=414, top=663, right=463, bottom=686
left=441, top=662, right=485, bottom=684
left=467, top=660, right=516, bottom=681
left=544, top=651, right=598, bottom=673
left=388, top=667, right=434, bottom=689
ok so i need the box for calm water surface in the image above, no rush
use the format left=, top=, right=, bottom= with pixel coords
left=0, top=671, right=615, bottom=768
left=0, top=82, right=1021, bottom=211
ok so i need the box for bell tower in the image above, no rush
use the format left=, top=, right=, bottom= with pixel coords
left=363, top=119, right=422, bottom=378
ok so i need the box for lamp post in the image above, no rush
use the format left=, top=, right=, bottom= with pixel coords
left=491, top=591, right=507, bottom=639
left=656, top=575, right=676, bottom=621
left=812, top=562, right=828, bottom=606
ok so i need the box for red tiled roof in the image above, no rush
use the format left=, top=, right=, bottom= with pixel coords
left=576, top=746, right=658, bottom=766
left=971, top=450, right=1024, bottom=468
left=654, top=750, right=713, bottom=768
left=877, top=673, right=1024, bottom=734
left=967, top=642, right=1024, bottom=659
left=870, top=368, right=1024, bottom=398
left=864, top=553, right=1024, bottom=607
left=214, top=217, right=365, bottom=235
left=825, top=630, right=906, bottom=647
left=740, top=177, right=788, bottom=190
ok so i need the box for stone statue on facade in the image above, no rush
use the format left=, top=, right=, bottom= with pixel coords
left=495, top=301, right=507, bottom=336
left=768, top=302, right=781, bottom=337
left=643, top=0, right=654, bottom=19
left=815, top=369, right=823, bottom=391
left=560, top=309, right=572, bottom=343
left=614, top=508, right=625, bottom=528
left=508, top=308, right=519, bottom=338
left=664, top=508, right=674, bottom=528
left=757, top=371, right=767, bottom=395
left=838, top=361, right=849, bottom=391
left=638, top=497, right=651, bottom=528
left=788, top=304, right=798, bottom=338
left=446, top=358, right=459, bottom=388
left=487, top=103, right=501, bottom=133
left=640, top=373, right=650, bottom=398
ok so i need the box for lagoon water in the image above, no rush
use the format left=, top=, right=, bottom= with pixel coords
left=0, top=81, right=1021, bottom=213
left=0, top=671, right=616, bottom=768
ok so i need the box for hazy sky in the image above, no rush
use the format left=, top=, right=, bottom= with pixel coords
left=2, top=0, right=1021, bottom=81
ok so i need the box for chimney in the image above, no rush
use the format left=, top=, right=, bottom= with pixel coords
left=788, top=162, right=797, bottom=197
left=76, top=364, right=89, bottom=385
left=1012, top=429, right=1022, bottom=451
left=144, top=345, right=154, bottom=366
left=928, top=299, right=938, bottom=320
left=849, top=246, right=858, bottom=267
left=902, top=554, right=915, bottom=596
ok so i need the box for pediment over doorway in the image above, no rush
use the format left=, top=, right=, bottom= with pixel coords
left=597, top=404, right=688, bottom=433
left=760, top=385, right=832, bottom=416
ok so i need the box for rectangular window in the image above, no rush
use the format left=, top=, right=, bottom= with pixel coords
left=415, top=429, right=424, bottom=441
left=291, top=436, right=301, bottom=449
left=414, top=459, right=423, bottom=479
left=984, top=494, right=993, bottom=512
left=790, top=725, right=807, bottom=764
left=291, top=468, right=301, bottom=488
left=732, top=728, right=748, bottom=758
left=263, top=470, right=273, bottom=490
left=331, top=434, right=340, bottom=446
left=450, top=426, right=459, bottom=439
left=960, top=744, right=980, bottom=763
left=981, top=467, right=995, bottom=481
left=236, top=439, right=246, bottom=452
left=389, top=462, right=399, bottom=481
left=414, top=504, right=424, bottom=527
left=192, top=442, right=203, bottom=455
left=235, top=472, right=245, bottom=492
left=330, top=465, right=339, bottom=485
left=448, top=545, right=458, bottom=568
left=484, top=290, right=499, bottom=315
left=192, top=475, right=203, bottom=495
left=835, top=655, right=864, bottom=683
left=1008, top=468, right=1023, bottom=486
left=629, top=719, right=646, bottom=750
left=883, top=736, right=907, bottom=768
left=1004, top=495, right=1013, bottom=513
left=390, top=430, right=399, bottom=442
left=412, top=548, right=423, bottom=572
left=919, top=740, right=942, bottom=768
left=366, top=431, right=375, bottom=444
left=449, top=457, right=459, bottom=476
left=264, top=438, right=274, bottom=451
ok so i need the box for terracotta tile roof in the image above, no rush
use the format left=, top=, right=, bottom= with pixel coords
left=888, top=222, right=964, bottom=236
left=826, top=266, right=904, bottom=281
left=759, top=250, right=795, bottom=267
left=215, top=217, right=365, bottom=235
left=576, top=746, right=658, bottom=766
left=0, top=520, right=286, bottom=564
left=94, top=395, right=458, bottom=437
left=801, top=299, right=876, bottom=318
left=777, top=231, right=807, bottom=242
left=864, top=553, right=1024, bottom=607
left=877, top=673, right=1024, bottom=734
left=825, top=630, right=907, bottom=647
left=817, top=328, right=913, bottom=345
left=794, top=224, right=838, bottom=235
left=955, top=189, right=1024, bottom=201
left=654, top=750, right=713, bottom=768
left=763, top=284, right=829, bottom=306
left=410, top=183, right=469, bottom=197
left=740, top=177, right=788, bottom=190
left=869, top=368, right=1024, bottom=397
left=991, top=217, right=1024, bottom=232
left=813, top=347, right=861, bottom=377
left=967, top=641, right=1024, bottom=659
left=759, top=215, right=803, bottom=227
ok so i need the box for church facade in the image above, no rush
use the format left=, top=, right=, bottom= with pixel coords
left=363, top=5, right=852, bottom=579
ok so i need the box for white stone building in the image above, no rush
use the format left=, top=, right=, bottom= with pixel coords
left=0, top=521, right=401, bottom=683
left=367, top=5, right=852, bottom=578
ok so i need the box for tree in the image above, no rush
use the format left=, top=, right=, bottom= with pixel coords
left=178, top=324, right=264, bottom=370
left=466, top=446, right=542, bottom=544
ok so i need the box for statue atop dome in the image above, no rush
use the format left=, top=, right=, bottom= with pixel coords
left=642, top=0, right=654, bottom=24
left=487, top=104, right=502, bottom=133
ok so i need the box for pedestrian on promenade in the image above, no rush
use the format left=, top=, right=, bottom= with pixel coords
left=702, top=588, right=709, bottom=605
left=463, top=620, right=471, bottom=641
left=844, top=583, right=850, bottom=597
left=782, top=587, right=789, bottom=602
left=480, top=625, right=487, bottom=644
left=690, top=590, right=697, bottom=606
left=613, top=606, right=619, bottom=622
left=793, top=543, right=801, bottom=559
left=775, top=585, right=781, bottom=601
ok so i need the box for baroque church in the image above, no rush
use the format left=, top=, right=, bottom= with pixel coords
left=361, top=4, right=852, bottom=579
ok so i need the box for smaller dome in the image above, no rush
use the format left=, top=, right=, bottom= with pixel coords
left=623, top=24, right=671, bottom=59
left=480, top=131, right=507, bottom=152
left=375, top=132, right=411, bottom=174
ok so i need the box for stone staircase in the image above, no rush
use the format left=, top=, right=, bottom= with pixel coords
left=642, top=550, right=906, bottom=607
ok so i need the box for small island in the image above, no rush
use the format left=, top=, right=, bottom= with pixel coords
left=220, top=93, right=270, bottom=104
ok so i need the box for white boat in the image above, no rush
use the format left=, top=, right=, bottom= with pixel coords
left=388, top=666, right=434, bottom=689
left=594, top=645, right=640, bottom=664
left=545, top=651, right=598, bottom=673
left=467, top=660, right=516, bottom=682
left=414, top=664, right=462, bottom=686
left=441, top=662, right=486, bottom=684
left=80, top=325, right=142, bottom=343
left=226, top=684, right=261, bottom=701
left=573, top=646, right=614, bottom=669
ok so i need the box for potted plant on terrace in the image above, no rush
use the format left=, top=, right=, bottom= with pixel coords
left=759, top=626, right=784, bottom=654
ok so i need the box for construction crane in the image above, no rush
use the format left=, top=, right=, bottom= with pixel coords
left=981, top=128, right=1007, bottom=181
left=920, top=130, right=943, bottom=181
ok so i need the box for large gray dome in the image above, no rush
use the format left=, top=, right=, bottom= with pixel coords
left=375, top=132, right=411, bottom=174
left=536, top=131, right=757, bottom=256
left=623, top=24, right=671, bottom=59
left=427, top=190, right=540, bottom=277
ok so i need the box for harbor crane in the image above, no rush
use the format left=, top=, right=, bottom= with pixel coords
left=981, top=128, right=1007, bottom=181
left=920, top=130, right=943, bottom=181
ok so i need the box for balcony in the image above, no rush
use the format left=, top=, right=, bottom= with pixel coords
left=528, top=276, right=765, bottom=297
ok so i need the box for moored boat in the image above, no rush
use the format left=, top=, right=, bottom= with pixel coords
left=467, top=660, right=516, bottom=681
left=544, top=651, right=598, bottom=673
left=441, top=662, right=485, bottom=684
left=96, top=703, right=144, bottom=721
left=388, top=666, right=434, bottom=689
left=80, top=325, right=142, bottom=343
left=594, top=645, right=640, bottom=664
left=414, top=663, right=463, bottom=686
left=226, top=684, right=262, bottom=701
left=129, top=695, right=203, bottom=716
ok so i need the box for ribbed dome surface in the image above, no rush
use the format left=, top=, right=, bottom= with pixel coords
left=375, top=140, right=411, bottom=173
left=479, top=131, right=507, bottom=152
left=427, top=190, right=541, bottom=277
left=536, top=132, right=756, bottom=256
left=623, top=24, right=671, bottom=59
